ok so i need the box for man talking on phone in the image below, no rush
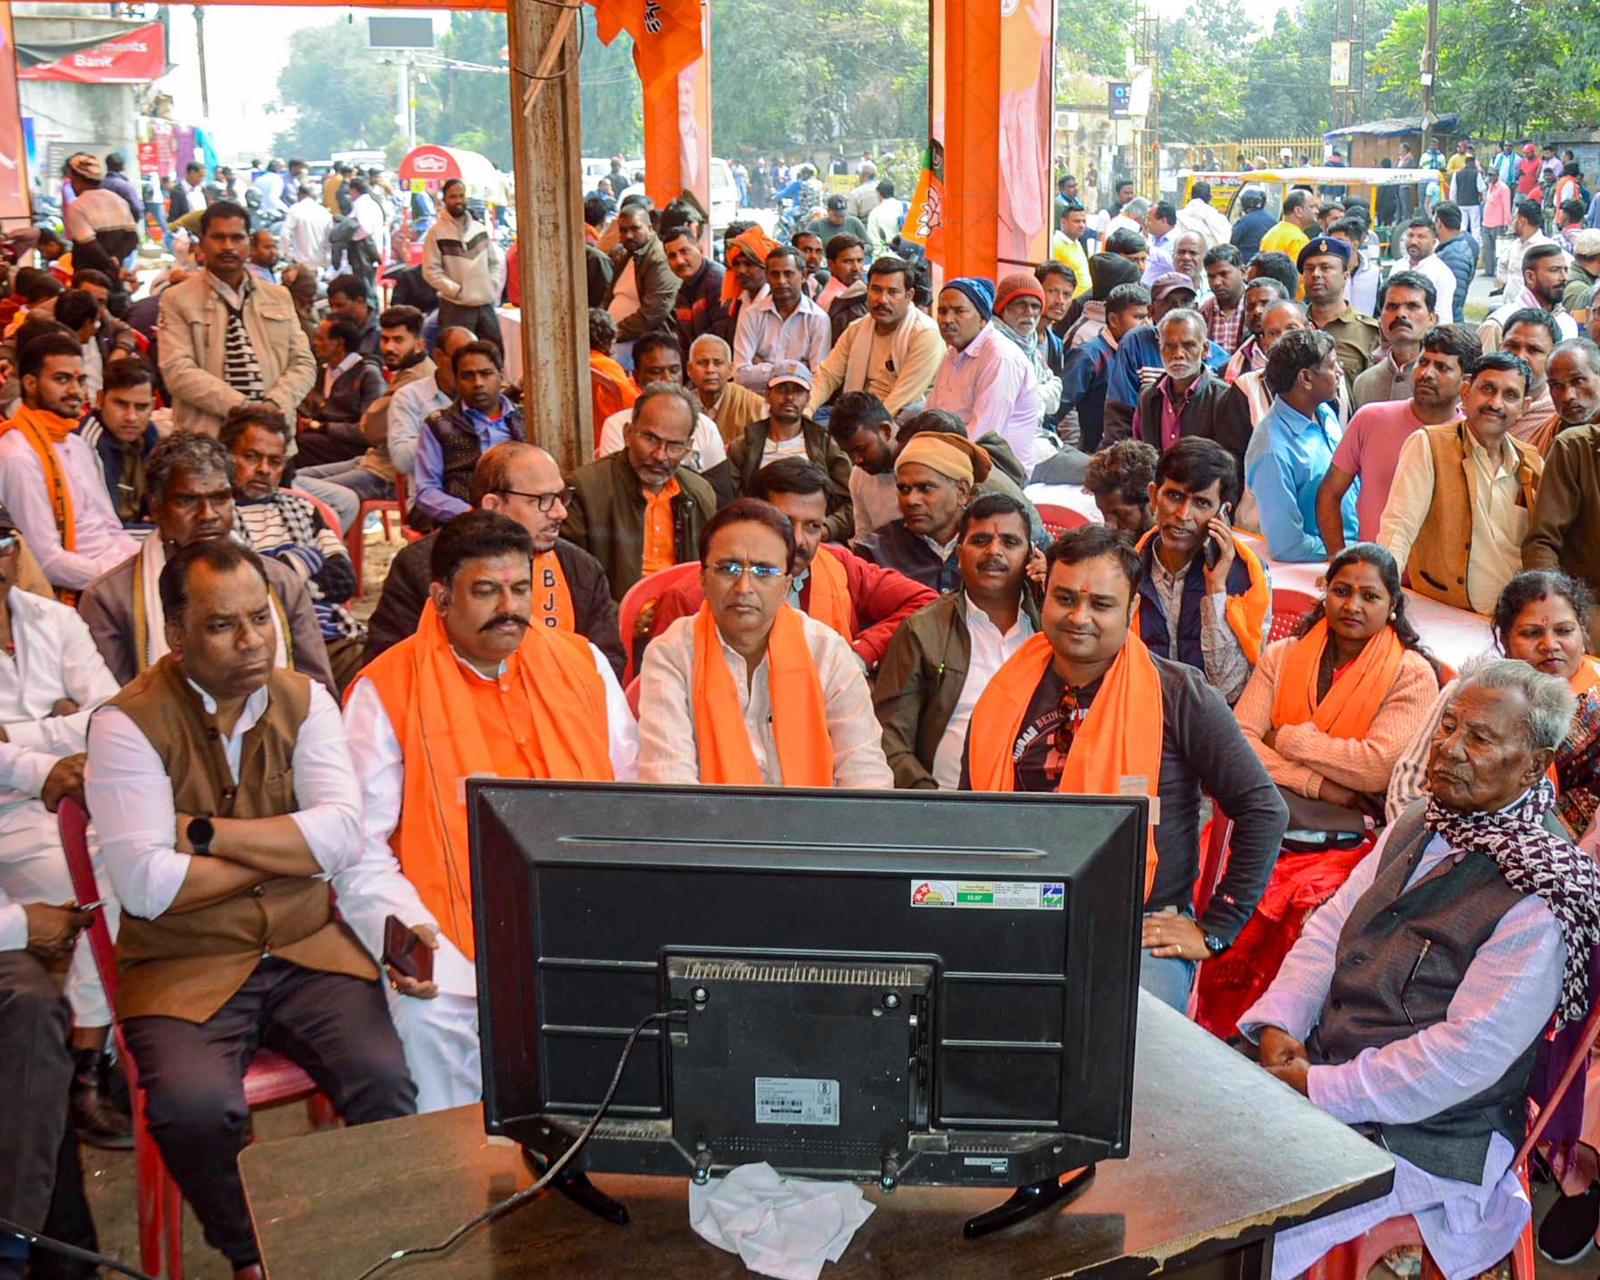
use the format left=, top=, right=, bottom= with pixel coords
left=1129, top=438, right=1271, bottom=706
left=335, top=512, right=637, bottom=1112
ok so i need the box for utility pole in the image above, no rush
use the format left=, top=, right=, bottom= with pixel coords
left=193, top=5, right=209, bottom=119
left=1417, top=0, right=1437, bottom=159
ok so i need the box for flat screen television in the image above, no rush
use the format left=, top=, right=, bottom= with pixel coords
left=470, top=782, right=1146, bottom=1234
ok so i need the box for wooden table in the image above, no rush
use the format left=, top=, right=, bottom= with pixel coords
left=241, top=997, right=1392, bottom=1279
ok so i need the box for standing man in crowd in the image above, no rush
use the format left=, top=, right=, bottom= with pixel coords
left=61, top=154, right=138, bottom=311
left=664, top=224, right=724, bottom=357
left=158, top=202, right=316, bottom=438
left=421, top=179, right=505, bottom=347
left=279, top=185, right=332, bottom=273
left=1300, top=237, right=1378, bottom=389
left=1319, top=323, right=1476, bottom=551
left=1258, top=189, right=1316, bottom=263
left=1379, top=352, right=1543, bottom=613
left=1352, top=272, right=1438, bottom=409
left=1481, top=244, right=1578, bottom=352
left=733, top=246, right=830, bottom=392
left=1198, top=245, right=1247, bottom=354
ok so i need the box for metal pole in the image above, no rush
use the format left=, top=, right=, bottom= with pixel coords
left=193, top=5, right=209, bottom=119
left=396, top=54, right=412, bottom=151
left=1417, top=0, right=1437, bottom=158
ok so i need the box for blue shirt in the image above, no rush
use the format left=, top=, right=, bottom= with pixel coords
left=1059, top=334, right=1118, bottom=453
left=412, top=396, right=520, bottom=523
left=1230, top=209, right=1276, bottom=262
left=1104, top=326, right=1229, bottom=413
left=1247, top=396, right=1357, bottom=563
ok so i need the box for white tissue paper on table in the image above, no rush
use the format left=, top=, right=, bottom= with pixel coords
left=688, top=1161, right=876, bottom=1280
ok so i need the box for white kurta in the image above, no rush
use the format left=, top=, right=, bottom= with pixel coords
left=335, top=643, right=637, bottom=1113
left=0, top=588, right=122, bottom=1024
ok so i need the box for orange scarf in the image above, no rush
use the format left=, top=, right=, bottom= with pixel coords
left=531, top=549, right=575, bottom=633
left=805, top=546, right=853, bottom=641
left=720, top=226, right=780, bottom=303
left=1133, top=530, right=1271, bottom=667
left=0, top=406, right=79, bottom=603
left=966, top=632, right=1164, bottom=897
left=358, top=601, right=613, bottom=957
left=1269, top=619, right=1405, bottom=738
left=691, top=603, right=833, bottom=786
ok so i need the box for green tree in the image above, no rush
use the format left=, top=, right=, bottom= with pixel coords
left=270, top=20, right=402, bottom=159
left=1372, top=0, right=1600, bottom=134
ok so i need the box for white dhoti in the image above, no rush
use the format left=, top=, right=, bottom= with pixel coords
left=385, top=934, right=481, bottom=1114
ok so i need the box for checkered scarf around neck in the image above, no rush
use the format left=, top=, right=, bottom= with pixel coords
left=1425, top=778, right=1600, bottom=1028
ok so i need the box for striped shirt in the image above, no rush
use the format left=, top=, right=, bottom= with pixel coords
left=207, top=273, right=265, bottom=401
left=233, top=492, right=364, bottom=642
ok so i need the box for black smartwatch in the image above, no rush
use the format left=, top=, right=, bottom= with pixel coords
left=187, top=814, right=216, bottom=857
left=1203, top=932, right=1229, bottom=957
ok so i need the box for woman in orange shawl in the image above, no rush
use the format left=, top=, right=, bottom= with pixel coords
left=1193, top=543, right=1441, bottom=1038
left=636, top=498, right=892, bottom=789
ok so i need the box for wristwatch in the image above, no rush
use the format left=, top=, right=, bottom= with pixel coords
left=187, top=814, right=216, bottom=857
left=1203, top=932, right=1229, bottom=957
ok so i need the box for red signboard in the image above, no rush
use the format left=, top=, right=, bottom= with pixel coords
left=136, top=141, right=158, bottom=174
left=17, top=22, right=165, bottom=85
left=398, top=145, right=459, bottom=182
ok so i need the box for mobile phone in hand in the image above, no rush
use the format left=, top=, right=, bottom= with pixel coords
left=382, top=915, right=434, bottom=983
left=1204, top=502, right=1234, bottom=570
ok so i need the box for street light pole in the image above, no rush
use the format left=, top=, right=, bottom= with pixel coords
left=193, top=5, right=210, bottom=119
left=1417, top=0, right=1437, bottom=158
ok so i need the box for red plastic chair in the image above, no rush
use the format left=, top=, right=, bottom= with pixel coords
left=395, top=475, right=424, bottom=543
left=1267, top=588, right=1320, bottom=645
left=1186, top=808, right=1233, bottom=1020
left=619, top=561, right=702, bottom=682
left=1307, top=989, right=1600, bottom=1280
left=1034, top=503, right=1090, bottom=542
left=58, top=799, right=336, bottom=1280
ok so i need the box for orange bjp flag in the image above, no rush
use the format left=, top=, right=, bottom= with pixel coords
left=591, top=0, right=704, bottom=95
left=901, top=139, right=946, bottom=266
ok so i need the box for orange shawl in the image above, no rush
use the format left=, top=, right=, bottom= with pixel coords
left=691, top=602, right=833, bottom=786
left=966, top=632, right=1164, bottom=897
left=531, top=549, right=575, bottom=633
left=806, top=546, right=853, bottom=641
left=358, top=601, right=613, bottom=957
left=720, top=226, right=780, bottom=303
left=1269, top=620, right=1405, bottom=738
left=1133, top=530, right=1271, bottom=667
left=0, top=406, right=78, bottom=601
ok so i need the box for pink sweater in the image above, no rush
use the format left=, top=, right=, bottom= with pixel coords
left=1234, top=637, right=1440, bottom=799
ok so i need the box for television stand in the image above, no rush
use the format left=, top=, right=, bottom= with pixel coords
left=962, top=1165, right=1096, bottom=1239
left=522, top=1147, right=629, bottom=1225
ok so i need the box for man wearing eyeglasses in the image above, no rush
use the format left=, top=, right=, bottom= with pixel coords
left=363, top=443, right=624, bottom=674
left=339, top=512, right=636, bottom=1111
left=410, top=340, right=524, bottom=529
left=565, top=383, right=719, bottom=602
left=959, top=523, right=1286, bottom=1011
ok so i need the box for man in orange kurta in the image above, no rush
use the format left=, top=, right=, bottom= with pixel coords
left=334, top=511, right=637, bottom=1111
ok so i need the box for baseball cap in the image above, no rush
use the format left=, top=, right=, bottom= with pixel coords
left=825, top=194, right=848, bottom=212
left=1149, top=272, right=1199, bottom=302
left=768, top=359, right=812, bottom=391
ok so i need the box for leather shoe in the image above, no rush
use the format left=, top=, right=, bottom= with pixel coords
left=70, top=1049, right=132, bottom=1150
left=233, top=1265, right=265, bottom=1280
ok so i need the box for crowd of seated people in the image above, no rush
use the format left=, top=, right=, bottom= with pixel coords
left=2, top=185, right=1600, bottom=1280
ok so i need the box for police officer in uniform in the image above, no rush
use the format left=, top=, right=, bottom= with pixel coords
left=1297, top=236, right=1380, bottom=393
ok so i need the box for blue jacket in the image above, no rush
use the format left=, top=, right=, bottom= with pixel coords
left=1135, top=534, right=1255, bottom=673
left=1435, top=233, right=1479, bottom=323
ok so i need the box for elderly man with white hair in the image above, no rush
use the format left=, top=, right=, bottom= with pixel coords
left=686, top=332, right=765, bottom=444
left=1241, top=658, right=1600, bottom=1278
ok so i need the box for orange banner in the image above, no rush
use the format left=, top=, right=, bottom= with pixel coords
left=0, top=5, right=30, bottom=225
left=593, top=0, right=703, bottom=94
left=642, top=4, right=709, bottom=230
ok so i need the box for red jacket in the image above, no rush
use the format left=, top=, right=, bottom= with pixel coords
left=650, top=543, right=937, bottom=671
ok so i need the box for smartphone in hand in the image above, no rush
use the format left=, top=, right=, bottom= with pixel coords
left=382, top=915, right=434, bottom=983
left=1204, top=502, right=1234, bottom=570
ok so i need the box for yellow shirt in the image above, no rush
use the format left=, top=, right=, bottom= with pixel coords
left=1049, top=234, right=1091, bottom=297
left=1257, top=220, right=1310, bottom=262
